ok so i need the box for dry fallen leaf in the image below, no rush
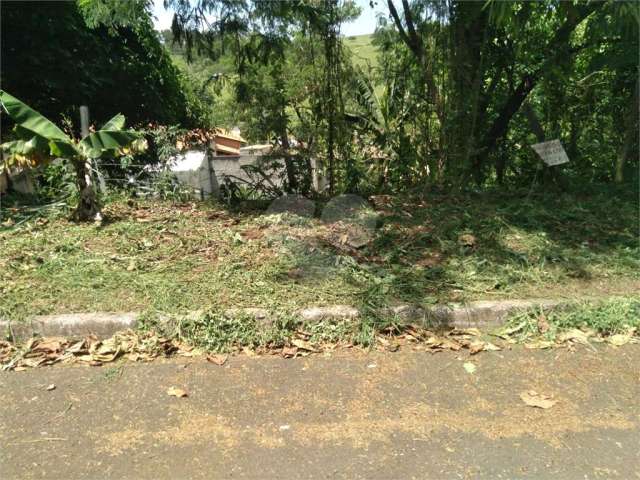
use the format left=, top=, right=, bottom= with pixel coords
left=524, top=340, right=554, bottom=350
left=291, top=339, right=318, bottom=352
left=537, top=315, right=550, bottom=334
left=127, top=352, right=141, bottom=362
left=463, top=362, right=476, bottom=374
left=483, top=342, right=501, bottom=351
left=557, top=328, right=592, bottom=346
left=449, top=328, right=482, bottom=337
left=206, top=354, right=228, bottom=366
left=466, top=340, right=503, bottom=354
left=281, top=346, right=298, bottom=358
left=607, top=328, right=636, bottom=346
left=167, top=386, right=188, bottom=398
left=32, top=338, right=65, bottom=354
left=458, top=233, right=477, bottom=247
left=425, top=336, right=462, bottom=352
left=607, top=335, right=630, bottom=346
left=66, top=340, right=86, bottom=354
left=520, top=390, right=557, bottom=409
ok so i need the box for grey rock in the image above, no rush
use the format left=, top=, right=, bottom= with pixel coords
left=0, top=299, right=566, bottom=342
left=266, top=194, right=315, bottom=218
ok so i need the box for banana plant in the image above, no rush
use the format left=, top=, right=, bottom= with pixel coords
left=0, top=90, right=141, bottom=221
left=350, top=70, right=414, bottom=188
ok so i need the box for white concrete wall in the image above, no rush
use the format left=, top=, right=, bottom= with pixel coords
left=169, top=150, right=214, bottom=199
left=211, top=155, right=286, bottom=193
left=168, top=151, right=287, bottom=198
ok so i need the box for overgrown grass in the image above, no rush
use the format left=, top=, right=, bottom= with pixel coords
left=159, top=311, right=294, bottom=353
left=0, top=186, right=637, bottom=322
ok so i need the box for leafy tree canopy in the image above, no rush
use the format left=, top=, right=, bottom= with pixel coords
left=0, top=0, right=204, bottom=131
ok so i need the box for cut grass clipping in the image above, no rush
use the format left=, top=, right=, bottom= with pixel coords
left=139, top=309, right=389, bottom=353
left=498, top=297, right=640, bottom=347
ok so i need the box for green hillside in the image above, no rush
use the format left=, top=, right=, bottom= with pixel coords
left=343, top=33, right=379, bottom=70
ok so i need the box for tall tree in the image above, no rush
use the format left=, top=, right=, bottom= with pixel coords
left=0, top=0, right=200, bottom=129
left=165, top=0, right=359, bottom=193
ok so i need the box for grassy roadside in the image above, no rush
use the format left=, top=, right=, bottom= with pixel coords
left=2, top=297, right=637, bottom=372
left=0, top=187, right=638, bottom=323
left=138, top=296, right=639, bottom=353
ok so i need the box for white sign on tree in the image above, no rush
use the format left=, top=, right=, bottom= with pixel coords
left=531, top=139, right=569, bottom=166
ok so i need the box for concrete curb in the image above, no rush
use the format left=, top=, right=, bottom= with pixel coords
left=1, top=299, right=565, bottom=341
left=2, top=313, right=139, bottom=341
left=381, top=299, right=563, bottom=328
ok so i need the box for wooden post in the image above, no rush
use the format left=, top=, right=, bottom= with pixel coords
left=206, top=145, right=216, bottom=199
left=74, top=105, right=102, bottom=221
left=80, top=106, right=90, bottom=139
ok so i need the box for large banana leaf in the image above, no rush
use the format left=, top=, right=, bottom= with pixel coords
left=79, top=129, right=139, bottom=158
left=1, top=138, right=41, bottom=158
left=11, top=125, right=78, bottom=158
left=49, top=139, right=80, bottom=158
left=100, top=113, right=126, bottom=131
left=1, top=137, right=49, bottom=168
left=11, top=126, right=50, bottom=152
left=1, top=90, right=79, bottom=165
left=2, top=91, right=138, bottom=163
left=0, top=90, right=72, bottom=143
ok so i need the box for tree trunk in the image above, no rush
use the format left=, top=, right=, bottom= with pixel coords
left=281, top=133, right=298, bottom=193
left=450, top=1, right=490, bottom=186
left=615, top=77, right=639, bottom=183
left=323, top=0, right=338, bottom=194
left=471, top=2, right=601, bottom=183
left=522, top=102, right=546, bottom=142
left=73, top=158, right=102, bottom=222
left=387, top=0, right=443, bottom=121
left=278, top=103, right=298, bottom=193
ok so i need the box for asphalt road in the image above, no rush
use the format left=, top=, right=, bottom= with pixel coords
left=1, top=346, right=639, bottom=479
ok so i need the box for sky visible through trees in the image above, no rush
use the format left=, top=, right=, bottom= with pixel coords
left=151, top=0, right=383, bottom=36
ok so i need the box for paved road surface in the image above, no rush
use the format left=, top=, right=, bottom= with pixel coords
left=1, top=346, right=639, bottom=479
